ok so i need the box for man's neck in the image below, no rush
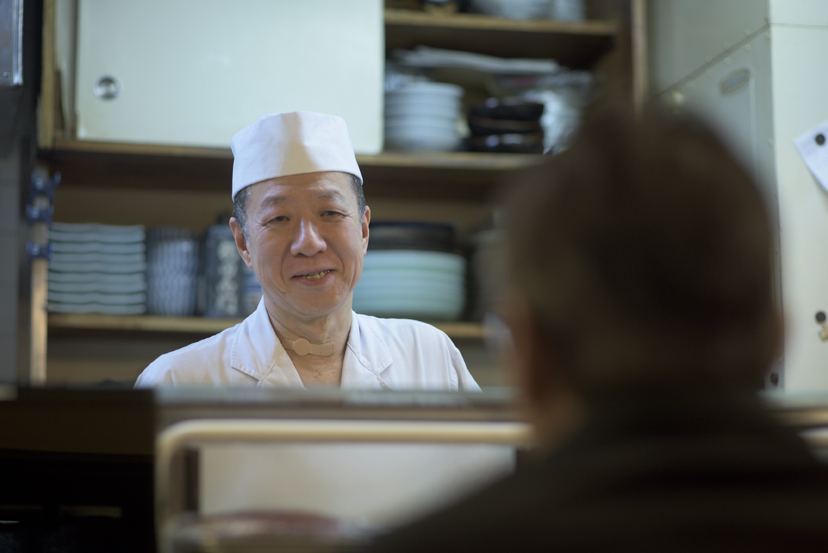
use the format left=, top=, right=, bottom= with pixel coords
left=265, top=302, right=353, bottom=386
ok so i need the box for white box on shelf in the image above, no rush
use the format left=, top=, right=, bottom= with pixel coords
left=74, top=0, right=384, bottom=154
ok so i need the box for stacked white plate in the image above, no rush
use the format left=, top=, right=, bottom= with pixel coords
left=385, top=82, right=464, bottom=152
left=48, top=222, right=147, bottom=315
left=353, top=250, right=466, bottom=320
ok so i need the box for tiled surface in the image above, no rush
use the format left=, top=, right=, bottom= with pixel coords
left=0, top=285, right=15, bottom=335
left=0, top=184, right=20, bottom=233
left=0, top=235, right=17, bottom=283
left=0, top=334, right=17, bottom=383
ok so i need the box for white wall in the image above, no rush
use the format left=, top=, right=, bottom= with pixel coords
left=769, top=0, right=828, bottom=391
left=649, top=0, right=828, bottom=391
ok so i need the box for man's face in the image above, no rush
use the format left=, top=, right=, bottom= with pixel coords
left=231, top=171, right=369, bottom=324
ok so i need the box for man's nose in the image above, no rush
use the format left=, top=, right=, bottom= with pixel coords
left=291, top=219, right=327, bottom=256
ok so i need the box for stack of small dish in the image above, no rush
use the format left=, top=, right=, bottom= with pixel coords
left=384, top=82, right=463, bottom=152
left=48, top=222, right=147, bottom=314
left=467, top=97, right=545, bottom=154
left=146, top=227, right=200, bottom=317
left=240, top=264, right=263, bottom=317
left=353, top=222, right=465, bottom=321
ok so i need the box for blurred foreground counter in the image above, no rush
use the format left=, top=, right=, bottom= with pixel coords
left=2, top=386, right=827, bottom=553
left=0, top=386, right=522, bottom=552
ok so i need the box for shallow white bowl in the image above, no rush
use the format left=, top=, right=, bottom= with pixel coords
left=362, top=250, right=466, bottom=272
left=385, top=115, right=457, bottom=133
left=385, top=102, right=459, bottom=120
left=387, top=82, right=464, bottom=99
left=352, top=295, right=464, bottom=320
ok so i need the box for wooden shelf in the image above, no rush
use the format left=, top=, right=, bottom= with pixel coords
left=40, top=140, right=543, bottom=200
left=385, top=8, right=617, bottom=35
left=47, top=138, right=542, bottom=169
left=384, top=8, right=618, bottom=68
left=48, top=313, right=488, bottom=340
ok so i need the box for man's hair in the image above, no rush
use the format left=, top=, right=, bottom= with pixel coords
left=233, top=172, right=365, bottom=239
left=503, top=109, right=778, bottom=398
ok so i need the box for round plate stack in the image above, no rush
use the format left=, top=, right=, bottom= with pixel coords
left=385, top=82, right=464, bottom=152
left=47, top=222, right=147, bottom=315
left=467, top=97, right=545, bottom=154
left=354, top=222, right=465, bottom=320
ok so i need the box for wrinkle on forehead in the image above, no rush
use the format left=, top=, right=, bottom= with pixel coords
left=257, top=188, right=349, bottom=208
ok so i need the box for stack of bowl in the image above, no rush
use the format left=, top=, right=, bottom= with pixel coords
left=146, top=227, right=200, bottom=317
left=385, top=82, right=464, bottom=152
left=240, top=264, right=263, bottom=317
left=467, top=98, right=545, bottom=154
left=353, top=222, right=465, bottom=321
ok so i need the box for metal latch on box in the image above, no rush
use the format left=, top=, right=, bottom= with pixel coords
left=816, top=311, right=828, bottom=342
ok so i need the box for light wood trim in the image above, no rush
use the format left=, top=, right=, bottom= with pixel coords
left=432, top=322, right=489, bottom=340
left=357, top=151, right=543, bottom=170
left=631, top=0, right=648, bottom=112
left=30, top=259, right=49, bottom=385
left=384, top=8, right=617, bottom=36
left=52, top=138, right=232, bottom=159
left=49, top=139, right=543, bottom=171
left=48, top=313, right=242, bottom=334
left=38, top=0, right=56, bottom=149
left=48, top=313, right=488, bottom=340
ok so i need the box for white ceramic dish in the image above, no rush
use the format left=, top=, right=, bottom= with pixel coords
left=385, top=115, right=457, bottom=132
left=49, top=280, right=146, bottom=294
left=352, top=296, right=464, bottom=320
left=470, top=0, right=552, bottom=19
left=51, top=251, right=146, bottom=265
left=48, top=290, right=147, bottom=305
left=363, top=250, right=466, bottom=272
left=51, top=222, right=146, bottom=234
left=385, top=130, right=461, bottom=152
left=386, top=81, right=464, bottom=98
left=48, top=302, right=146, bottom=315
left=48, top=271, right=146, bottom=285
left=384, top=102, right=459, bottom=120
left=53, top=241, right=146, bottom=254
left=354, top=282, right=464, bottom=300
left=50, top=231, right=146, bottom=244
left=357, top=270, right=463, bottom=287
left=49, top=261, right=148, bottom=274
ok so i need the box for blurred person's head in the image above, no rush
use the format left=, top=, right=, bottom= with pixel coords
left=500, top=109, right=779, bottom=440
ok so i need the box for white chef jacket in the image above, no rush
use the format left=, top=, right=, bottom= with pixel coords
left=135, top=298, right=479, bottom=390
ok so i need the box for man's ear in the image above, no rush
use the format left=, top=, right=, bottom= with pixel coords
left=361, top=206, right=371, bottom=254
left=500, top=292, right=558, bottom=406
left=229, top=218, right=253, bottom=268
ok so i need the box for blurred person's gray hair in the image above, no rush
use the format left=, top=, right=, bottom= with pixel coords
left=502, top=109, right=778, bottom=399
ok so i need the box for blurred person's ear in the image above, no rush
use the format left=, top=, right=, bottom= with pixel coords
left=500, top=289, right=586, bottom=449
left=501, top=293, right=554, bottom=405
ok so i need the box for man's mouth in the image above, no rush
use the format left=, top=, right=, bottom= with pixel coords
left=296, top=270, right=331, bottom=280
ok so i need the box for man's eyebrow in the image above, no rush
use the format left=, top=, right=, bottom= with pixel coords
left=259, top=195, right=290, bottom=208
left=317, top=190, right=348, bottom=202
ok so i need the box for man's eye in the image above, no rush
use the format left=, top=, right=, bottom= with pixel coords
left=323, top=211, right=344, bottom=217
left=269, top=216, right=288, bottom=223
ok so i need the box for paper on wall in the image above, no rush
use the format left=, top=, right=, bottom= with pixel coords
left=795, top=121, right=828, bottom=193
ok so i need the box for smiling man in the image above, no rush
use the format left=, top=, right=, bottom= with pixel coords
left=136, top=112, right=478, bottom=390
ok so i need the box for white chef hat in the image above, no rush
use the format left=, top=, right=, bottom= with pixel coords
left=230, top=111, right=363, bottom=200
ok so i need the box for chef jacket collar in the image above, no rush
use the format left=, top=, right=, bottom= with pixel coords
left=230, top=298, right=393, bottom=389
left=341, top=310, right=393, bottom=390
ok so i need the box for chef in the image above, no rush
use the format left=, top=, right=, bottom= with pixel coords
left=135, top=111, right=478, bottom=390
